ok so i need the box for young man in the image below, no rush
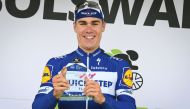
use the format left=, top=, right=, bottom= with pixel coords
left=32, top=1, right=136, bottom=109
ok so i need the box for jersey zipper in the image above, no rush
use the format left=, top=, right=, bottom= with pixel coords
left=87, top=53, right=90, bottom=72
left=86, top=53, right=90, bottom=109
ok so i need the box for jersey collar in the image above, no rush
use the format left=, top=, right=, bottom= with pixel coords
left=76, top=47, right=103, bottom=57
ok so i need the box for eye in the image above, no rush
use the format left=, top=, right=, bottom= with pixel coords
left=92, top=21, right=100, bottom=25
left=79, top=22, right=87, bottom=25
left=78, top=21, right=87, bottom=25
left=92, top=23, right=98, bottom=25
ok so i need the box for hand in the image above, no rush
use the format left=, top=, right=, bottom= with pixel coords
left=52, top=67, right=70, bottom=99
left=84, top=77, right=105, bottom=104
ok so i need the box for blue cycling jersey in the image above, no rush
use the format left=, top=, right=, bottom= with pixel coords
left=32, top=47, right=136, bottom=109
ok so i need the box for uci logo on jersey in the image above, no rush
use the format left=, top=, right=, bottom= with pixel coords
left=41, top=66, right=52, bottom=83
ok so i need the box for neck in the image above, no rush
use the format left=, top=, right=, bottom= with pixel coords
left=80, top=47, right=99, bottom=54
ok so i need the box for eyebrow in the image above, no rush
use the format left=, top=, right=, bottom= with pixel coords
left=92, top=20, right=101, bottom=23
left=77, top=20, right=101, bottom=24
left=77, top=21, right=86, bottom=24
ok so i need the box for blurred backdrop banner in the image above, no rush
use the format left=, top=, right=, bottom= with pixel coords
left=0, top=0, right=190, bottom=109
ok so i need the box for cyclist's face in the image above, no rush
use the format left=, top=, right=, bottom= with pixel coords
left=74, top=17, right=106, bottom=53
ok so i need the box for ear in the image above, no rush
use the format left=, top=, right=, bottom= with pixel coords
left=102, top=21, right=106, bottom=32
left=73, top=22, right=77, bottom=33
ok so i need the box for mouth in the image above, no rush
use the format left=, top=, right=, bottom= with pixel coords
left=83, top=35, right=95, bottom=39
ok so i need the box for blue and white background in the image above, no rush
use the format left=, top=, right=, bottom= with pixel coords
left=0, top=0, right=190, bottom=109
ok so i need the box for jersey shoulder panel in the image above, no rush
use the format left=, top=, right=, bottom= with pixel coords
left=102, top=52, right=130, bottom=68
left=45, top=51, right=77, bottom=77
left=47, top=50, right=77, bottom=67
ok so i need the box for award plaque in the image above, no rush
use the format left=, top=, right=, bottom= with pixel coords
left=60, top=71, right=88, bottom=101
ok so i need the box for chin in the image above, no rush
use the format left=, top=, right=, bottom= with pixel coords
left=84, top=46, right=96, bottom=51
left=84, top=44, right=94, bottom=49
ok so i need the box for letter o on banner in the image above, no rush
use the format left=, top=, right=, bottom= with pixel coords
left=5, top=0, right=40, bottom=18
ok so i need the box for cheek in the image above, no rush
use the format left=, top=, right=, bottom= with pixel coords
left=96, top=26, right=104, bottom=34
left=77, top=28, right=87, bottom=36
left=75, top=25, right=83, bottom=33
left=96, top=29, right=103, bottom=36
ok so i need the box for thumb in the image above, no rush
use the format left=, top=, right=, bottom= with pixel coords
left=84, top=76, right=89, bottom=82
left=60, top=67, right=67, bottom=78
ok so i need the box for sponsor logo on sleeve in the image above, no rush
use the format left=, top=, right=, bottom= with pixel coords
left=116, top=89, right=133, bottom=97
left=38, top=86, right=53, bottom=94
left=41, top=66, right=51, bottom=83
left=121, top=68, right=133, bottom=88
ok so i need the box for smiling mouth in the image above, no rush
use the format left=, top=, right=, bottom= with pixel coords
left=83, top=35, right=95, bottom=39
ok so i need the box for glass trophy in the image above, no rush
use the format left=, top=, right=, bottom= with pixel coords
left=60, top=71, right=88, bottom=101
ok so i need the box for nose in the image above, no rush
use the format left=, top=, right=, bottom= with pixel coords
left=85, top=24, right=93, bottom=33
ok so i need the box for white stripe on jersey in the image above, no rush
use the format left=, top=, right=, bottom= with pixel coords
left=116, top=89, right=133, bottom=97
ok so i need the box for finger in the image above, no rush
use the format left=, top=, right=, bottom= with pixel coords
left=85, top=92, right=94, bottom=97
left=60, top=67, right=67, bottom=78
left=52, top=75, right=60, bottom=83
left=85, top=89, right=99, bottom=97
left=53, top=82, right=70, bottom=88
left=54, top=82, right=70, bottom=88
left=84, top=85, right=99, bottom=96
left=84, top=84, right=96, bottom=91
left=85, top=80, right=98, bottom=86
left=84, top=76, right=89, bottom=82
left=85, top=88, right=97, bottom=93
left=53, top=82, right=70, bottom=92
left=85, top=85, right=102, bottom=96
left=54, top=77, right=68, bottom=83
left=53, top=76, right=67, bottom=83
left=54, top=86, right=70, bottom=92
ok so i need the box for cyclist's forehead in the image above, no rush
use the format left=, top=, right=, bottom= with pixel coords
left=76, top=17, right=102, bottom=23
